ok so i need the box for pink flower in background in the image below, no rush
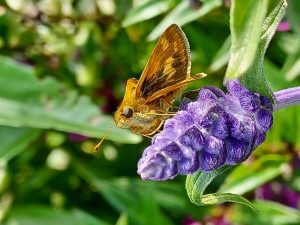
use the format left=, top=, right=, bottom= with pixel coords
left=68, top=133, right=89, bottom=142
left=183, top=217, right=203, bottom=225
left=256, top=182, right=299, bottom=208
left=183, top=215, right=231, bottom=225
left=277, top=21, right=290, bottom=32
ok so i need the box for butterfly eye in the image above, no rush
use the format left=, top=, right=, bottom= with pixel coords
left=122, top=107, right=134, bottom=118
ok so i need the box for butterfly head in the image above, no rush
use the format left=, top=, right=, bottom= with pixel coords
left=114, top=105, right=135, bottom=128
left=114, top=78, right=138, bottom=128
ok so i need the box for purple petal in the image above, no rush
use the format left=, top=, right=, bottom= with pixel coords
left=200, top=147, right=226, bottom=171
left=199, top=113, right=216, bottom=129
left=173, top=111, right=195, bottom=127
left=163, top=118, right=177, bottom=130
left=239, top=92, right=260, bottom=113
left=203, top=136, right=224, bottom=155
left=177, top=148, right=199, bottom=174
left=226, top=138, right=250, bottom=164
left=198, top=88, right=218, bottom=101
left=211, top=115, right=229, bottom=139
left=259, top=95, right=272, bottom=109
left=205, top=86, right=226, bottom=98
left=226, top=80, right=248, bottom=97
left=138, top=153, right=177, bottom=180
left=256, top=108, right=273, bottom=132
left=230, top=117, right=255, bottom=142
left=253, top=131, right=266, bottom=148
left=160, top=142, right=184, bottom=161
left=180, top=97, right=192, bottom=111
left=178, top=126, right=205, bottom=151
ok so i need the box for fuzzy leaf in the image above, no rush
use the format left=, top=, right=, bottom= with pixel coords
left=0, top=56, right=142, bottom=144
left=185, top=166, right=258, bottom=211
left=225, top=0, right=268, bottom=81
left=239, top=0, right=288, bottom=100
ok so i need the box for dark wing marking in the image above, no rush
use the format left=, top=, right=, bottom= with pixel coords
left=136, top=24, right=191, bottom=99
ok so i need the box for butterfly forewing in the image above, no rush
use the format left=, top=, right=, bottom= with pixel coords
left=136, top=24, right=191, bottom=102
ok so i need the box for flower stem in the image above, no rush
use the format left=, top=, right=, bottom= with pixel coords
left=274, top=87, right=300, bottom=111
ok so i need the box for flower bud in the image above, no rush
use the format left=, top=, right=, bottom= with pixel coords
left=138, top=80, right=273, bottom=180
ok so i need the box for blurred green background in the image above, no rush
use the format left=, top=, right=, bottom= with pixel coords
left=0, top=0, right=300, bottom=224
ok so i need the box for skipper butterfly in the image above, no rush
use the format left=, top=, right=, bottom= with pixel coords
left=114, top=24, right=205, bottom=136
left=94, top=24, right=205, bottom=151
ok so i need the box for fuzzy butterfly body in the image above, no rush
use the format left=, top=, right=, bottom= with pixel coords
left=114, top=24, right=206, bottom=136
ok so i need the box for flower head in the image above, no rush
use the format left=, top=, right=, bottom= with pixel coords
left=138, top=80, right=273, bottom=180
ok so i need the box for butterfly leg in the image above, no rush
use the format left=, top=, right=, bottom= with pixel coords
left=131, top=126, right=153, bottom=138
left=161, top=97, right=173, bottom=107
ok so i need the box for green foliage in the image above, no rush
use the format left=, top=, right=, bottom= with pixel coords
left=225, top=0, right=287, bottom=100
left=240, top=0, right=287, bottom=100
left=225, top=0, right=268, bottom=81
left=219, top=154, right=288, bottom=195
left=4, top=206, right=112, bottom=225
left=147, top=0, right=222, bottom=41
left=0, top=56, right=141, bottom=144
left=0, top=126, right=41, bottom=162
left=186, top=166, right=258, bottom=211
left=0, top=0, right=300, bottom=224
left=122, top=0, right=175, bottom=27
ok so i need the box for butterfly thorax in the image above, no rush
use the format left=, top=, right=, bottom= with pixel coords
left=114, top=95, right=169, bottom=135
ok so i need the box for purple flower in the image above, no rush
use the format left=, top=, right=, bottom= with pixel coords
left=255, top=182, right=299, bottom=209
left=138, top=80, right=273, bottom=180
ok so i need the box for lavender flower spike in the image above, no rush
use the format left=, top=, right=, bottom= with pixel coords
left=138, top=80, right=273, bottom=180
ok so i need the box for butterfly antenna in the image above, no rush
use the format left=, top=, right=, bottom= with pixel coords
left=93, top=122, right=114, bottom=152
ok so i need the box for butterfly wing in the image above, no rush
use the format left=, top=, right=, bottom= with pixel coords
left=135, top=24, right=191, bottom=103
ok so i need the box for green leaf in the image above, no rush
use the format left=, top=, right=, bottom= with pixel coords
left=232, top=200, right=300, bottom=225
left=264, top=60, right=292, bottom=91
left=276, top=33, right=300, bottom=55
left=185, top=166, right=258, bottom=211
left=254, top=201, right=300, bottom=219
left=4, top=205, right=112, bottom=225
left=147, top=0, right=222, bottom=41
left=72, top=159, right=174, bottom=225
left=239, top=0, right=288, bottom=100
left=282, top=46, right=300, bottom=81
left=122, top=0, right=173, bottom=27
left=225, top=0, right=268, bottom=81
left=208, top=36, right=231, bottom=73
left=0, top=126, right=41, bottom=162
left=0, top=56, right=142, bottom=144
left=115, top=213, right=128, bottom=225
left=219, top=154, right=288, bottom=195
left=287, top=0, right=300, bottom=34
left=268, top=105, right=300, bottom=148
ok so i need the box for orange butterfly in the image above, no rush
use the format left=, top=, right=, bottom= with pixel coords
left=95, top=24, right=205, bottom=150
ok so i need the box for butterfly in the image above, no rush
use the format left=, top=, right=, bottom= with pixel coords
left=114, top=24, right=206, bottom=136
left=94, top=24, right=206, bottom=151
